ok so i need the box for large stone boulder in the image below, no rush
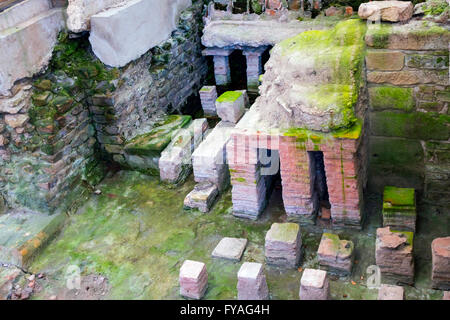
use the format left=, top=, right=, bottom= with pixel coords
left=248, top=19, right=367, bottom=132
left=89, top=0, right=192, bottom=67
left=358, top=1, right=414, bottom=22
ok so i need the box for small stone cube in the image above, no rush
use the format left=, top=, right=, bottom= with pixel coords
left=212, top=237, right=248, bottom=261
left=184, top=182, right=219, bottom=213
left=237, top=262, right=269, bottom=300
left=265, top=222, right=302, bottom=268
left=299, top=268, right=329, bottom=300
left=318, top=233, right=354, bottom=275
left=378, top=284, right=404, bottom=300
left=215, top=91, right=245, bottom=124
left=382, top=186, right=416, bottom=232
left=179, top=260, right=208, bottom=300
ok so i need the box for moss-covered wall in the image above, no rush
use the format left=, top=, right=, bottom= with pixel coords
left=365, top=21, right=450, bottom=210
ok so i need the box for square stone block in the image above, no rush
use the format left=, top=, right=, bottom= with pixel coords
left=215, top=91, right=245, bottom=124
left=265, top=223, right=302, bottom=268
left=318, top=233, right=354, bottom=275
left=237, top=262, right=269, bottom=300
left=382, top=186, right=416, bottom=232
left=184, top=182, right=219, bottom=213
left=378, top=284, right=404, bottom=300
left=299, top=268, right=329, bottom=300
left=212, top=237, right=248, bottom=261
left=179, top=260, right=208, bottom=300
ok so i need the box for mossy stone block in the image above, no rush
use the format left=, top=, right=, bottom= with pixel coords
left=216, top=91, right=243, bottom=103
left=369, top=86, right=414, bottom=111
left=124, top=115, right=191, bottom=156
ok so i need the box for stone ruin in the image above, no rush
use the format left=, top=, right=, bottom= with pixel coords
left=0, top=0, right=449, bottom=302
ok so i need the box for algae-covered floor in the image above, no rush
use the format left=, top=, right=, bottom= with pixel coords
left=29, top=170, right=448, bottom=300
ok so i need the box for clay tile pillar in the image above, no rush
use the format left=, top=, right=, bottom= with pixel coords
left=202, top=47, right=234, bottom=86
left=242, top=46, right=268, bottom=94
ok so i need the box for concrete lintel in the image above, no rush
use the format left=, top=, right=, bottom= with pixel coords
left=242, top=46, right=269, bottom=56
left=202, top=47, right=234, bottom=57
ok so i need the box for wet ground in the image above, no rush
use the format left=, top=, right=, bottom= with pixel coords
left=28, top=170, right=448, bottom=300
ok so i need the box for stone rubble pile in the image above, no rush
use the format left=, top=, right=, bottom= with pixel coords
left=431, top=237, right=450, bottom=290
left=299, top=268, right=330, bottom=300
left=237, top=262, right=269, bottom=300
left=375, top=227, right=414, bottom=285
left=382, top=186, right=417, bottom=232
left=192, top=121, right=235, bottom=192
left=159, top=118, right=209, bottom=184
left=317, top=233, right=354, bottom=275
left=265, top=223, right=302, bottom=268
left=377, top=284, right=404, bottom=300
left=199, top=86, right=218, bottom=116
left=184, top=182, right=219, bottom=213
left=179, top=260, right=208, bottom=300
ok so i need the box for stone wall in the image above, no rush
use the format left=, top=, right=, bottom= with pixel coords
left=91, top=1, right=208, bottom=169
left=365, top=21, right=449, bottom=209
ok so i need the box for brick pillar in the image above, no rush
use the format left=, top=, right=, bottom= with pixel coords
left=279, top=136, right=314, bottom=222
left=227, top=134, right=267, bottom=220
left=323, top=139, right=362, bottom=229
left=202, top=48, right=234, bottom=86
left=243, top=47, right=268, bottom=94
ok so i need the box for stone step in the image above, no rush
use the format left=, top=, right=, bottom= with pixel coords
left=0, top=208, right=66, bottom=268
left=0, top=0, right=51, bottom=32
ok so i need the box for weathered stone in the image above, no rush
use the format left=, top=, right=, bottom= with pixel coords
left=0, top=194, right=6, bottom=215
left=444, top=291, right=450, bottom=300
left=89, top=0, right=192, bottom=67
left=431, top=237, right=450, bottom=290
left=366, top=50, right=405, bottom=71
left=237, top=262, right=269, bottom=300
left=358, top=1, right=414, bottom=22
left=367, top=69, right=448, bottom=86
left=4, top=114, right=29, bottom=129
left=199, top=86, right=218, bottom=117
left=184, top=182, right=219, bottom=213
left=179, top=260, right=208, bottom=300
left=211, top=237, right=247, bottom=261
left=406, top=54, right=449, bottom=70
left=0, top=8, right=65, bottom=95
left=216, top=91, right=245, bottom=124
left=299, top=268, right=330, bottom=300
left=382, top=186, right=416, bottom=232
left=0, top=84, right=32, bottom=114
left=265, top=223, right=302, bottom=268
left=376, top=227, right=414, bottom=285
left=0, top=0, right=50, bottom=32
left=66, top=0, right=126, bottom=33
left=318, top=233, right=354, bottom=275
left=0, top=135, right=8, bottom=147
left=378, top=284, right=404, bottom=300
left=369, top=86, right=414, bottom=111
left=365, top=21, right=450, bottom=50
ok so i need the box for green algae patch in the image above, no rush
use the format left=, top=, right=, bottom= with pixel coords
left=124, top=115, right=192, bottom=156
left=383, top=186, right=415, bottom=207
left=365, top=23, right=392, bottom=49
left=216, top=91, right=243, bottom=103
left=332, top=119, right=362, bottom=140
left=369, top=86, right=414, bottom=111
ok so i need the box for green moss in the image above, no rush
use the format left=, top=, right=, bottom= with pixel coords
left=369, top=86, right=414, bottom=111
left=235, top=177, right=246, bottom=183
left=216, top=91, right=243, bottom=103
left=332, top=119, right=362, bottom=139
left=366, top=23, right=392, bottom=49
left=383, top=186, right=415, bottom=207
left=124, top=115, right=192, bottom=156
left=392, top=230, right=414, bottom=249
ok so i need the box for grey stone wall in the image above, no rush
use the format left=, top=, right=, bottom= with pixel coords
left=91, top=1, right=208, bottom=166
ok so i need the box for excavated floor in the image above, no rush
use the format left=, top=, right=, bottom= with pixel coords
left=22, top=170, right=448, bottom=300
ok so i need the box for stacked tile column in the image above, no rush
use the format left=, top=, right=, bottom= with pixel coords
left=242, top=46, right=268, bottom=94
left=202, top=48, right=234, bottom=86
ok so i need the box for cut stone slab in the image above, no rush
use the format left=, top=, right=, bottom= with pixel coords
left=199, top=86, right=218, bottom=117
left=382, top=186, right=416, bottom=232
left=376, top=227, right=414, bottom=285
left=192, top=121, right=235, bottom=192
left=358, top=1, right=414, bottom=22
left=378, top=284, right=404, bottom=300
left=179, top=260, right=208, bottom=300
left=0, top=8, right=65, bottom=95
left=0, top=0, right=50, bottom=32
left=265, top=223, right=302, bottom=268
left=211, top=237, right=247, bottom=261
left=159, top=118, right=209, bottom=184
left=318, top=233, right=354, bottom=275
left=0, top=209, right=65, bottom=268
left=89, top=0, right=192, bottom=67
left=299, top=268, right=330, bottom=300
left=216, top=91, right=245, bottom=124
left=431, top=237, right=450, bottom=290
left=184, top=182, right=219, bottom=213
left=237, top=262, right=269, bottom=300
